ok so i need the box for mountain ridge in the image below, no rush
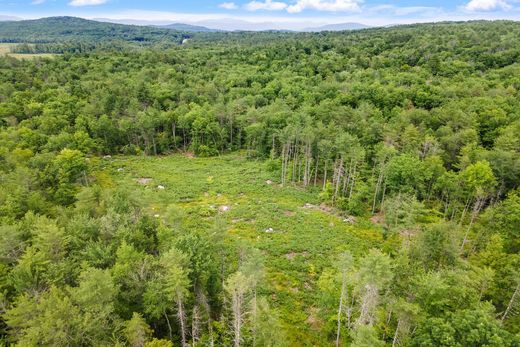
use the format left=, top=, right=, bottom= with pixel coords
left=0, top=16, right=186, bottom=44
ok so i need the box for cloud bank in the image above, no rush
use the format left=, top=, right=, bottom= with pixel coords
left=69, top=0, right=107, bottom=7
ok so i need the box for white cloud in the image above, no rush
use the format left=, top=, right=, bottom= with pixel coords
left=287, top=0, right=363, bottom=13
left=31, top=0, right=46, bottom=4
left=465, top=0, right=511, bottom=11
left=69, top=0, right=107, bottom=7
left=370, top=5, right=442, bottom=17
left=245, top=0, right=288, bottom=11
left=219, top=2, right=239, bottom=10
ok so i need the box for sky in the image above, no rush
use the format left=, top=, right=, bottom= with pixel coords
left=1, top=0, right=520, bottom=30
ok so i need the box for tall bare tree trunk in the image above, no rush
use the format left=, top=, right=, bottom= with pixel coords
left=372, top=168, right=384, bottom=214
left=356, top=284, right=378, bottom=327
left=198, top=290, right=214, bottom=347
left=176, top=294, right=188, bottom=347
left=192, top=305, right=200, bottom=347
left=314, top=155, right=319, bottom=186
left=172, top=122, right=177, bottom=149
left=164, top=310, right=173, bottom=342
left=231, top=293, right=243, bottom=347
left=392, top=319, right=401, bottom=347
left=501, top=281, right=519, bottom=322
left=459, top=196, right=473, bottom=226
left=333, top=157, right=344, bottom=204
left=460, top=196, right=484, bottom=252
left=323, top=161, right=328, bottom=190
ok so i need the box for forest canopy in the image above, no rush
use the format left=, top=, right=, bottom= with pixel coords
left=0, top=19, right=519, bottom=346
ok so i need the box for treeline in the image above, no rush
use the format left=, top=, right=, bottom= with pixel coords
left=9, top=41, right=167, bottom=54
left=0, top=16, right=188, bottom=45
left=0, top=20, right=519, bottom=346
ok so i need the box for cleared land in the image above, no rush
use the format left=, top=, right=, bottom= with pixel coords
left=0, top=43, right=56, bottom=59
left=106, top=153, right=383, bottom=345
left=0, top=43, right=14, bottom=55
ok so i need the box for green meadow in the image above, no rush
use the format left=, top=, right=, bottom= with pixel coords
left=0, top=43, right=56, bottom=59
left=107, top=153, right=382, bottom=345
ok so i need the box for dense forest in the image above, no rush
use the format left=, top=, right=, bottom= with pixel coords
left=0, top=17, right=188, bottom=53
left=0, top=18, right=519, bottom=346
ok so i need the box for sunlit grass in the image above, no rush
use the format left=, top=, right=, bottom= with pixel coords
left=0, top=43, right=15, bottom=55
left=106, top=153, right=383, bottom=346
left=0, top=43, right=57, bottom=59
left=7, top=53, right=56, bottom=60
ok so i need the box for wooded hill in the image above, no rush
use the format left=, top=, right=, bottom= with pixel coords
left=0, top=16, right=187, bottom=44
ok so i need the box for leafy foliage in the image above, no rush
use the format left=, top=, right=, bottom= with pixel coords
left=0, top=19, right=519, bottom=346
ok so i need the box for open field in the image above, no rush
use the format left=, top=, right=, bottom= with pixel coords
left=0, top=43, right=56, bottom=59
left=0, top=43, right=15, bottom=55
left=106, top=153, right=383, bottom=345
left=7, top=53, right=56, bottom=59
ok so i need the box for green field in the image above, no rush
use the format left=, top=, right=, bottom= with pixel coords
left=0, top=43, right=14, bottom=55
left=107, top=153, right=382, bottom=345
left=0, top=43, right=56, bottom=59
left=7, top=53, right=56, bottom=60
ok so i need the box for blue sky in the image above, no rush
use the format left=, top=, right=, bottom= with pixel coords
left=1, top=0, right=520, bottom=29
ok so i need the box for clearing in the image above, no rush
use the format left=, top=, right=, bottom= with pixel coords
left=106, top=153, right=383, bottom=345
left=0, top=43, right=56, bottom=59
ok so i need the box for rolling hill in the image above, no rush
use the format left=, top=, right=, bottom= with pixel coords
left=160, top=23, right=217, bottom=32
left=0, top=16, right=186, bottom=44
left=303, top=22, right=370, bottom=31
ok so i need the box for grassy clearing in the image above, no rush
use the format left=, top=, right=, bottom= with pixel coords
left=105, top=153, right=383, bottom=345
left=7, top=53, right=56, bottom=60
left=0, top=43, right=56, bottom=59
left=0, top=43, right=15, bottom=55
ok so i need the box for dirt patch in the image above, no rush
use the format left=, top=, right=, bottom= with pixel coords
left=370, top=213, right=385, bottom=225
left=184, top=151, right=195, bottom=158
left=137, top=177, right=153, bottom=185
left=285, top=251, right=309, bottom=260
left=284, top=210, right=296, bottom=217
left=319, top=203, right=332, bottom=212
left=306, top=307, right=322, bottom=331
left=400, top=229, right=418, bottom=238
left=302, top=203, right=333, bottom=213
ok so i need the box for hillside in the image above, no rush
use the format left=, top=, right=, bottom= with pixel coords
left=303, top=22, right=370, bottom=31
left=160, top=23, right=217, bottom=32
left=0, top=16, right=186, bottom=44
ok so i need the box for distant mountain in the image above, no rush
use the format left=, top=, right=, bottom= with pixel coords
left=160, top=23, right=217, bottom=32
left=0, top=16, right=186, bottom=44
left=303, top=22, right=370, bottom=32
left=188, top=18, right=266, bottom=31
left=0, top=15, right=21, bottom=21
